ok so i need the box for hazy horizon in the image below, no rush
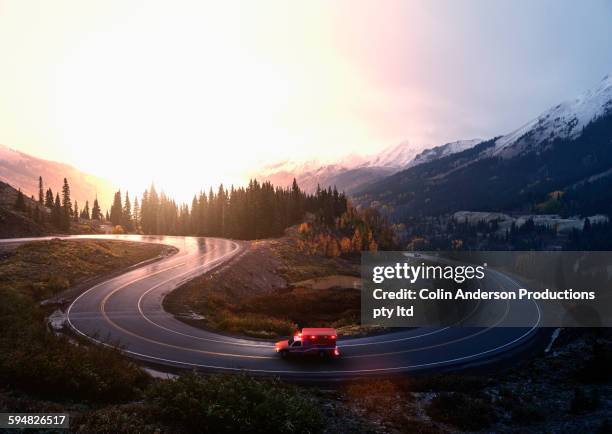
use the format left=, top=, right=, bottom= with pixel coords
left=1, top=0, right=612, bottom=201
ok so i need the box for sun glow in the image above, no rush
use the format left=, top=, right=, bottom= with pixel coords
left=36, top=2, right=377, bottom=201
left=4, top=1, right=605, bottom=203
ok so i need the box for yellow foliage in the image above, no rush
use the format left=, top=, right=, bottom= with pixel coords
left=298, top=222, right=310, bottom=235
left=351, top=227, right=363, bottom=252
left=340, top=237, right=352, bottom=254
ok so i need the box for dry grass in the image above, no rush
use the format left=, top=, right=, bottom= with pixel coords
left=0, top=239, right=170, bottom=404
left=0, top=239, right=168, bottom=300
left=165, top=236, right=362, bottom=339
left=270, top=236, right=359, bottom=283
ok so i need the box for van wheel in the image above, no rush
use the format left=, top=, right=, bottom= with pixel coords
left=280, top=350, right=288, bottom=359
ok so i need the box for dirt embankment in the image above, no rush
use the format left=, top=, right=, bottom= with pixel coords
left=163, top=236, right=363, bottom=339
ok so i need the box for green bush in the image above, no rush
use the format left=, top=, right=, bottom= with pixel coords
left=0, top=288, right=149, bottom=403
left=0, top=240, right=168, bottom=404
left=426, top=392, right=496, bottom=431
left=146, top=373, right=324, bottom=433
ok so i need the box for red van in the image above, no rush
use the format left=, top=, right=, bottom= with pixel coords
left=275, top=328, right=340, bottom=359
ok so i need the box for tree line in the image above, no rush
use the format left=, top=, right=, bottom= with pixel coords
left=14, top=176, right=102, bottom=231
left=108, top=179, right=347, bottom=239
left=17, top=176, right=348, bottom=239
left=14, top=175, right=400, bottom=254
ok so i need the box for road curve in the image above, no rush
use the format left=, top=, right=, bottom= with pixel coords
left=2, top=235, right=542, bottom=378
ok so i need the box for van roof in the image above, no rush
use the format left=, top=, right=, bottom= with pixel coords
left=301, top=328, right=337, bottom=336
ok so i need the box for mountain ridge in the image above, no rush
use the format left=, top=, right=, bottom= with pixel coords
left=255, top=138, right=483, bottom=194
left=0, top=144, right=117, bottom=210
left=356, top=73, right=612, bottom=218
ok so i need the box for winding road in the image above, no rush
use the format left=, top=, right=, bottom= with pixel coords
left=3, top=235, right=542, bottom=378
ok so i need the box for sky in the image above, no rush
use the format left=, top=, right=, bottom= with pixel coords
left=1, top=0, right=612, bottom=201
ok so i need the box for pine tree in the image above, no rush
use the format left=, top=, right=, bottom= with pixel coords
left=91, top=197, right=101, bottom=220
left=14, top=189, right=26, bottom=211
left=132, top=197, right=140, bottom=232
left=198, top=191, right=207, bottom=235
left=45, top=188, right=54, bottom=208
left=190, top=195, right=199, bottom=234
left=52, top=193, right=62, bottom=229
left=290, top=178, right=304, bottom=223
left=141, top=184, right=160, bottom=234
left=73, top=200, right=79, bottom=222
left=110, top=190, right=123, bottom=226
left=121, top=191, right=133, bottom=231
left=127, top=178, right=347, bottom=241
left=140, top=190, right=150, bottom=233
left=33, top=205, right=41, bottom=223
left=105, top=210, right=110, bottom=221
left=38, top=176, right=44, bottom=205
left=81, top=200, right=90, bottom=220
left=61, top=178, right=72, bottom=230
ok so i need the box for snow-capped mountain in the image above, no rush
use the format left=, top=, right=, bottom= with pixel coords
left=365, top=141, right=424, bottom=168
left=260, top=74, right=612, bottom=198
left=254, top=143, right=409, bottom=194
left=256, top=139, right=482, bottom=194
left=491, top=74, right=612, bottom=158
left=408, top=139, right=482, bottom=168
left=357, top=73, right=612, bottom=217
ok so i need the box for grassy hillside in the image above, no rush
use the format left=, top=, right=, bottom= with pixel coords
left=0, top=180, right=105, bottom=238
left=0, top=239, right=172, bottom=300
left=0, top=181, right=49, bottom=237
left=0, top=239, right=168, bottom=403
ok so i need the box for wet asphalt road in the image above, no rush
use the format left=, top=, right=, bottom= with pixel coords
left=1, top=235, right=542, bottom=378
